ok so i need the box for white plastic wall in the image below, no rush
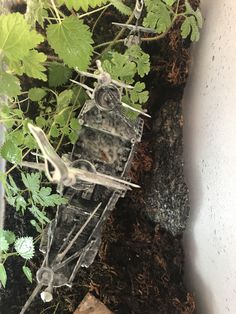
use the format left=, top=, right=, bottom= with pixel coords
left=183, top=0, right=236, bottom=313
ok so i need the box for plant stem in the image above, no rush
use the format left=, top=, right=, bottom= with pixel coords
left=50, top=0, right=61, bottom=23
left=79, top=3, right=112, bottom=19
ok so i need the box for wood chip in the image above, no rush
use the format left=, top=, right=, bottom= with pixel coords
left=74, top=293, right=113, bottom=314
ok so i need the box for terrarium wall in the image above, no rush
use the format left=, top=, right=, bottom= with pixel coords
left=183, top=0, right=236, bottom=313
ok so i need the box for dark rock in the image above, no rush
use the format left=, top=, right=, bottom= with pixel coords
left=144, top=100, right=190, bottom=235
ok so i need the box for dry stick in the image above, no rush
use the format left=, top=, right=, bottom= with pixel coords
left=19, top=282, right=44, bottom=314
left=56, top=202, right=102, bottom=262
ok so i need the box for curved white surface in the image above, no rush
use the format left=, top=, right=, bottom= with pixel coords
left=183, top=0, right=236, bottom=313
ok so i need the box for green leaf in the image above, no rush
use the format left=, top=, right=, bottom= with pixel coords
left=181, top=18, right=191, bottom=38
left=30, top=220, right=42, bottom=233
left=129, top=82, right=149, bottom=104
left=25, top=0, right=48, bottom=27
left=0, top=71, right=21, bottom=98
left=126, top=45, right=150, bottom=77
left=0, top=13, right=44, bottom=61
left=29, top=205, right=50, bottom=224
left=1, top=230, right=15, bottom=245
left=22, top=266, right=33, bottom=283
left=0, top=264, right=7, bottom=288
left=33, top=187, right=68, bottom=207
left=15, top=237, right=34, bottom=260
left=0, top=139, right=22, bottom=164
left=70, top=118, right=81, bottom=131
left=48, top=62, right=72, bottom=87
left=28, top=88, right=47, bottom=101
left=103, top=52, right=136, bottom=83
left=50, top=124, right=60, bottom=138
left=0, top=235, right=9, bottom=252
left=143, top=0, right=172, bottom=34
left=21, top=50, right=47, bottom=81
left=57, top=0, right=108, bottom=11
left=57, top=90, right=73, bottom=109
left=21, top=172, right=40, bottom=193
left=181, top=16, right=200, bottom=41
left=15, top=196, right=27, bottom=213
left=47, top=16, right=94, bottom=70
left=110, top=0, right=132, bottom=15
left=163, top=0, right=176, bottom=5
left=68, top=130, right=79, bottom=144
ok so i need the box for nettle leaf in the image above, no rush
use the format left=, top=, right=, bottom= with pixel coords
left=143, top=0, right=172, bottom=34
left=0, top=139, right=22, bottom=164
left=28, top=88, right=47, bottom=101
left=0, top=264, right=7, bottom=288
left=47, top=16, right=94, bottom=70
left=110, top=0, right=132, bottom=15
left=48, top=62, right=72, bottom=87
left=0, top=13, right=44, bottom=61
left=57, top=0, right=108, bottom=11
left=21, top=50, right=47, bottom=81
left=0, top=71, right=21, bottom=98
left=15, top=237, right=34, bottom=260
left=22, top=266, right=33, bottom=283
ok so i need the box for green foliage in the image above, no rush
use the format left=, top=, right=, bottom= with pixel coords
left=0, top=229, right=35, bottom=286
left=47, top=16, right=94, bottom=70
left=181, top=1, right=203, bottom=42
left=143, top=0, right=172, bottom=33
left=28, top=88, right=47, bottom=102
left=0, top=264, right=7, bottom=288
left=143, top=0, right=202, bottom=42
left=0, top=139, right=22, bottom=164
left=109, top=0, right=132, bottom=15
left=57, top=0, right=108, bottom=11
left=22, top=266, right=33, bottom=283
left=48, top=62, right=73, bottom=87
left=5, top=172, right=67, bottom=226
left=0, top=72, right=21, bottom=97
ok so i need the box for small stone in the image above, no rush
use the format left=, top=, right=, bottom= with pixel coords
left=74, top=293, right=112, bottom=314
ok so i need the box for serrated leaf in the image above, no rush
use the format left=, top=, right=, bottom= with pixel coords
left=28, top=88, right=47, bottom=101
left=0, top=13, right=44, bottom=61
left=194, top=8, right=203, bottom=28
left=48, top=62, right=72, bottom=87
left=47, top=16, right=94, bottom=70
left=15, top=196, right=27, bottom=213
left=0, top=264, right=7, bottom=288
left=0, top=235, right=9, bottom=252
left=15, top=237, right=34, bottom=260
left=21, top=50, right=47, bottom=81
left=0, top=139, right=22, bottom=164
left=110, top=0, right=132, bottom=15
left=21, top=172, right=40, bottom=193
left=181, top=16, right=200, bottom=41
left=57, top=90, right=73, bottom=109
left=50, top=124, right=60, bottom=138
left=143, top=0, right=172, bottom=34
left=57, top=0, right=108, bottom=11
left=0, top=71, right=21, bottom=98
left=22, top=266, right=33, bottom=283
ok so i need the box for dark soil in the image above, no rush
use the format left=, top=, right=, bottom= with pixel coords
left=0, top=1, right=200, bottom=313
